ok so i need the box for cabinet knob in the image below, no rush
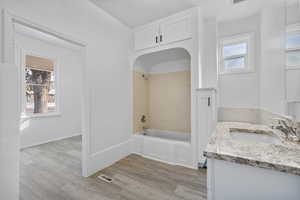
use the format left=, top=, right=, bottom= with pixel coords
left=155, top=36, right=158, bottom=43
left=160, top=35, right=163, bottom=42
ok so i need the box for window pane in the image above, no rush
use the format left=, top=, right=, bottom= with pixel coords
left=223, top=42, right=247, bottom=57
left=25, top=55, right=56, bottom=114
left=287, top=50, right=300, bottom=66
left=224, top=57, right=245, bottom=70
left=287, top=33, right=300, bottom=49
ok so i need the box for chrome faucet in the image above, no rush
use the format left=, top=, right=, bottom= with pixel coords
left=272, top=118, right=300, bottom=142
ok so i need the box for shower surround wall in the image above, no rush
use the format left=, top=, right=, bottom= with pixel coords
left=149, top=70, right=191, bottom=133
left=133, top=68, right=191, bottom=134
left=133, top=71, right=149, bottom=133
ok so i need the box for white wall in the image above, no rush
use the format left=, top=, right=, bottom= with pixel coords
left=217, top=14, right=261, bottom=109
left=15, top=32, right=83, bottom=148
left=260, top=5, right=286, bottom=115
left=0, top=0, right=132, bottom=176
left=214, top=3, right=292, bottom=117
left=286, top=3, right=300, bottom=25
left=0, top=64, right=20, bottom=200
left=202, top=18, right=218, bottom=89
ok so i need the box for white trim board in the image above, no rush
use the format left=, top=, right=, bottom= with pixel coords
left=133, top=153, right=194, bottom=169
left=86, top=139, right=132, bottom=176
left=21, top=133, right=82, bottom=149
left=14, top=23, right=83, bottom=51
left=3, top=9, right=90, bottom=178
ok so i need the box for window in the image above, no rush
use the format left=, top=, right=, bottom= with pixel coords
left=22, top=54, right=58, bottom=117
left=286, top=24, right=300, bottom=68
left=219, top=33, right=254, bottom=74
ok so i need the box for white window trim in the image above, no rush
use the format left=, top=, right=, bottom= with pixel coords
left=20, top=49, right=61, bottom=119
left=286, top=23, right=300, bottom=70
left=218, top=33, right=255, bottom=75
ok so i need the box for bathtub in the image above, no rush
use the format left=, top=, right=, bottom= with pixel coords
left=131, top=129, right=194, bottom=168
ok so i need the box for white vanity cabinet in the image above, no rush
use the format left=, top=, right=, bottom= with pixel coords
left=207, top=159, right=300, bottom=200
left=134, top=14, right=192, bottom=51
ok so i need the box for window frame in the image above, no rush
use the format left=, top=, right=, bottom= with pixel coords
left=20, top=49, right=61, bottom=119
left=286, top=23, right=300, bottom=70
left=218, top=33, right=254, bottom=75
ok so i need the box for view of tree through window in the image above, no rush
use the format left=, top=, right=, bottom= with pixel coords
left=25, top=55, right=56, bottom=114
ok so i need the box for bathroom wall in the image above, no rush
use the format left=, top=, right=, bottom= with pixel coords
left=260, top=4, right=286, bottom=115
left=133, top=71, right=149, bottom=133
left=216, top=5, right=289, bottom=117
left=148, top=70, right=191, bottom=133
left=217, top=14, right=261, bottom=109
left=202, top=18, right=218, bottom=89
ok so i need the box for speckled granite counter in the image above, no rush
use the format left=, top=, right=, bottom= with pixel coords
left=204, top=122, right=300, bottom=176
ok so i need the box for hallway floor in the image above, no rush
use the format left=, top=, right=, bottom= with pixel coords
left=20, top=136, right=207, bottom=200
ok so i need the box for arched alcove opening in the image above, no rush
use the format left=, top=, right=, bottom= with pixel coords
left=132, top=48, right=191, bottom=142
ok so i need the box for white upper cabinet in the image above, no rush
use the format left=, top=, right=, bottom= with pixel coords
left=134, top=13, right=192, bottom=51
left=160, top=15, right=192, bottom=45
left=134, top=24, right=159, bottom=51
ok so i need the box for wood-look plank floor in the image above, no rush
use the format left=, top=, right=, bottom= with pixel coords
left=20, top=136, right=207, bottom=200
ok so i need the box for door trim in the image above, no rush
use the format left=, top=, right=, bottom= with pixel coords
left=2, top=9, right=90, bottom=177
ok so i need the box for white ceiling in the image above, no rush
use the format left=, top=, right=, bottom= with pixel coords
left=90, top=0, right=287, bottom=28
left=90, top=0, right=196, bottom=27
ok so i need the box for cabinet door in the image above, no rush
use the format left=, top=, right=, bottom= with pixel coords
left=160, top=15, right=192, bottom=45
left=134, top=24, right=159, bottom=51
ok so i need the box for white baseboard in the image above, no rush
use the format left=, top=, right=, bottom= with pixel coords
left=146, top=129, right=190, bottom=135
left=86, top=139, right=132, bottom=176
left=21, top=133, right=82, bottom=149
left=133, top=152, right=196, bottom=169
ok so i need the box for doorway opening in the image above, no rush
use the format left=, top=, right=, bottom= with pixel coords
left=8, top=16, right=88, bottom=198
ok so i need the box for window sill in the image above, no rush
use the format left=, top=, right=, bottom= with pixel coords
left=219, top=69, right=255, bottom=75
left=21, top=112, right=61, bottom=120
left=286, top=66, right=300, bottom=70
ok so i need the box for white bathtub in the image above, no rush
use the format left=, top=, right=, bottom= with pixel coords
left=131, top=130, right=194, bottom=168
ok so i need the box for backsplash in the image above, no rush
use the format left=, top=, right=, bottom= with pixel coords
left=218, top=107, right=294, bottom=125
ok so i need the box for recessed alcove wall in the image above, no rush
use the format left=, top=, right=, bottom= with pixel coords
left=133, top=48, right=191, bottom=134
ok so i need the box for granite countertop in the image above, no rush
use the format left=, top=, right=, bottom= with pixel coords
left=204, top=122, right=300, bottom=176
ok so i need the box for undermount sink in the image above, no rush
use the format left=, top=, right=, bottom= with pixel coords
left=230, top=130, right=282, bottom=145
